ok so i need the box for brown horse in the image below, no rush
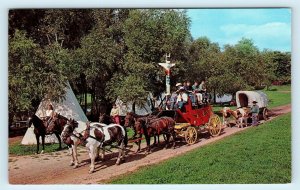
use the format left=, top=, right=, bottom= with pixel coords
left=99, top=112, right=115, bottom=125
left=135, top=116, right=176, bottom=153
left=124, top=112, right=163, bottom=147
left=26, top=114, right=48, bottom=154
left=46, top=113, right=68, bottom=150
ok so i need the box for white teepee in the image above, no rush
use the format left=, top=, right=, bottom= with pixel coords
left=21, top=82, right=88, bottom=145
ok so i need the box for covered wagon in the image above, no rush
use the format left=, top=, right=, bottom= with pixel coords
left=236, top=91, right=269, bottom=120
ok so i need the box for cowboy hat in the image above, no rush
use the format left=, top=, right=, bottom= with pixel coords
left=252, top=100, right=258, bottom=103
left=175, top=83, right=182, bottom=87
left=178, top=87, right=185, bottom=91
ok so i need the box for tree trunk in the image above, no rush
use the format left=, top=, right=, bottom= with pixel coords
left=132, top=101, right=136, bottom=114
left=213, top=88, right=216, bottom=104
left=84, top=90, right=87, bottom=114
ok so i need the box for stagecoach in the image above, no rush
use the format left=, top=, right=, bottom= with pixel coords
left=235, top=91, right=269, bottom=120
left=157, top=97, right=222, bottom=145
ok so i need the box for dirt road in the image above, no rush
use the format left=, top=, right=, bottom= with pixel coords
left=8, top=104, right=291, bottom=184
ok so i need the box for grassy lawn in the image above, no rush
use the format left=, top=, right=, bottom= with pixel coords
left=109, top=113, right=291, bottom=184
left=9, top=141, right=68, bottom=156
left=262, top=85, right=291, bottom=108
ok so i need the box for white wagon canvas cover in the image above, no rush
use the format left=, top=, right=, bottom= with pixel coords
left=236, top=91, right=268, bottom=108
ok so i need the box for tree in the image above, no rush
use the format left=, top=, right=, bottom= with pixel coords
left=9, top=30, right=71, bottom=123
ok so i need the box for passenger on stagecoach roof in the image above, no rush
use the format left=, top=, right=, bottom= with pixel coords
left=175, top=82, right=183, bottom=90
left=175, top=87, right=188, bottom=110
left=192, top=81, right=199, bottom=91
left=199, top=80, right=207, bottom=92
left=185, top=81, right=193, bottom=92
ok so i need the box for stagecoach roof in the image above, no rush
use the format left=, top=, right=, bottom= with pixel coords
left=236, top=91, right=268, bottom=108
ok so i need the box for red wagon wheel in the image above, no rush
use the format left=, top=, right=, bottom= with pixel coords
left=208, top=114, right=222, bottom=137
left=184, top=126, right=198, bottom=145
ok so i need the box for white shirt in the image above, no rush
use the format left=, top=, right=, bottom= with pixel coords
left=46, top=110, right=54, bottom=117
left=176, top=93, right=188, bottom=103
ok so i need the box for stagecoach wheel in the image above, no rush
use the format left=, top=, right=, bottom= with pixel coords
left=208, top=114, right=222, bottom=137
left=184, top=126, right=198, bottom=145
left=263, top=108, right=269, bottom=120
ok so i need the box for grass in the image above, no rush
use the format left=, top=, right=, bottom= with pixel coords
left=9, top=142, right=68, bottom=156
left=109, top=113, right=291, bottom=184
left=262, top=85, right=291, bottom=108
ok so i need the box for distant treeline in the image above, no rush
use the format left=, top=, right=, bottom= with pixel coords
left=8, top=9, right=291, bottom=123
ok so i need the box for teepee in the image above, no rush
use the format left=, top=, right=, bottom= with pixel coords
left=21, top=82, right=88, bottom=145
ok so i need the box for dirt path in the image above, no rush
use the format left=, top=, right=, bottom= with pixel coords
left=8, top=104, right=291, bottom=184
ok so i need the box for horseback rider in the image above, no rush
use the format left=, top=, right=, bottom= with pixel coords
left=45, top=104, right=55, bottom=127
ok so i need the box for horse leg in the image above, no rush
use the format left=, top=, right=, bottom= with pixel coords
left=152, top=135, right=157, bottom=147
left=121, top=140, right=126, bottom=161
left=88, top=145, right=97, bottom=174
left=146, top=135, right=151, bottom=154
left=164, top=133, right=170, bottom=149
left=68, top=145, right=75, bottom=166
left=35, top=135, right=40, bottom=154
left=73, top=144, right=80, bottom=168
left=116, top=141, right=124, bottom=165
left=41, top=135, right=45, bottom=154
left=55, top=132, right=62, bottom=150
left=171, top=131, right=176, bottom=149
left=100, top=148, right=105, bottom=161
left=135, top=134, right=142, bottom=153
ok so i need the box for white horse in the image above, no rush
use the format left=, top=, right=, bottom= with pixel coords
left=60, top=119, right=101, bottom=168
left=221, top=107, right=249, bottom=128
left=83, top=122, right=127, bottom=173
left=62, top=120, right=127, bottom=173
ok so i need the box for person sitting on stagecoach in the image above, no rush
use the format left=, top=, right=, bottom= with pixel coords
left=185, top=81, right=193, bottom=92
left=192, top=81, right=203, bottom=105
left=110, top=104, right=120, bottom=124
left=175, top=87, right=188, bottom=111
left=199, top=80, right=209, bottom=103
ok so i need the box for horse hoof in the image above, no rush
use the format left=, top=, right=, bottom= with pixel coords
left=69, top=162, right=74, bottom=166
left=40, top=150, right=44, bottom=154
left=73, top=165, right=78, bottom=169
left=89, top=170, right=94, bottom=174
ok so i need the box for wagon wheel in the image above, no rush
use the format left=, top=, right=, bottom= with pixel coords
left=184, top=126, right=198, bottom=145
left=208, top=114, right=222, bottom=137
left=262, top=108, right=269, bottom=120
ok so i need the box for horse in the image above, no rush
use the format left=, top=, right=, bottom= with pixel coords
left=26, top=114, right=48, bottom=154
left=124, top=112, right=162, bottom=148
left=46, top=113, right=68, bottom=150
left=221, top=107, right=248, bottom=128
left=83, top=122, right=128, bottom=173
left=99, top=112, right=115, bottom=125
left=135, top=116, right=176, bottom=153
left=60, top=119, right=83, bottom=168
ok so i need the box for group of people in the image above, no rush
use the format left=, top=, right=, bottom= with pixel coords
left=165, top=80, right=208, bottom=111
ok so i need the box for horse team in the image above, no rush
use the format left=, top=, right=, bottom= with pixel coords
left=27, top=112, right=176, bottom=173
left=27, top=106, right=254, bottom=173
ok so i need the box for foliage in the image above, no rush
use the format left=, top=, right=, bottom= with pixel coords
left=109, top=113, right=291, bottom=184
left=9, top=30, right=72, bottom=122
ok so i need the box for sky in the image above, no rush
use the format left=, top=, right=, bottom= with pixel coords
left=187, top=8, right=291, bottom=52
